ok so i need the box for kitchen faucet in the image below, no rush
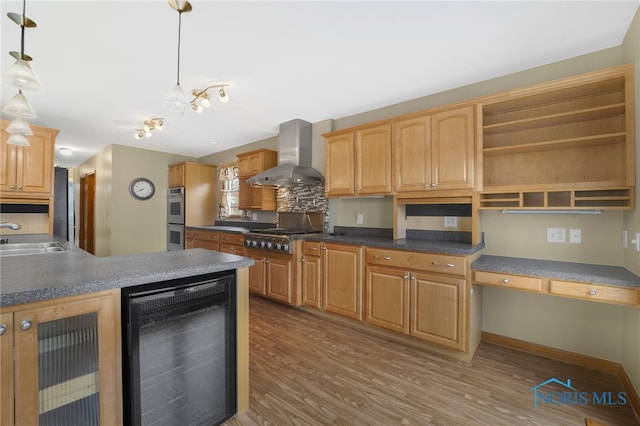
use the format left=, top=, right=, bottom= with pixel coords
left=0, top=222, right=21, bottom=230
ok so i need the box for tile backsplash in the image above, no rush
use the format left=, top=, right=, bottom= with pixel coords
left=277, top=184, right=327, bottom=213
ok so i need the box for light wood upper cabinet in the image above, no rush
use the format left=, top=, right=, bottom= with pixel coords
left=237, top=149, right=277, bottom=211
left=1, top=120, right=57, bottom=197
left=478, top=64, right=635, bottom=210
left=168, top=162, right=217, bottom=226
left=325, top=124, right=392, bottom=197
left=394, top=106, right=475, bottom=193
left=168, top=163, right=185, bottom=188
left=324, top=132, right=355, bottom=196
left=431, top=106, right=475, bottom=190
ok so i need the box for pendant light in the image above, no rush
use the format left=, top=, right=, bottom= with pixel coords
left=162, top=0, right=192, bottom=113
left=2, top=0, right=42, bottom=146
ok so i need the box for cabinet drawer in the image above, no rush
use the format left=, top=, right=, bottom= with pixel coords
left=473, top=270, right=543, bottom=292
left=220, top=232, right=244, bottom=246
left=195, top=240, right=219, bottom=251
left=366, top=248, right=465, bottom=276
left=194, top=230, right=219, bottom=242
left=549, top=280, right=640, bottom=306
left=302, top=241, right=322, bottom=257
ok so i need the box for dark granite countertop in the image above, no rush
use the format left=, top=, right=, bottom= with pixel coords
left=303, top=234, right=484, bottom=256
left=0, top=234, right=254, bottom=307
left=472, top=255, right=640, bottom=289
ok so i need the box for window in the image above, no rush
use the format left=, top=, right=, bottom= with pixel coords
left=219, top=162, right=240, bottom=218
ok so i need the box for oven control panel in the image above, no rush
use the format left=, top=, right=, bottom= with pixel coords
left=244, top=235, right=292, bottom=254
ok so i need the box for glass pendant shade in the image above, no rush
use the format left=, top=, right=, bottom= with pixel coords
left=6, top=133, right=30, bottom=146
left=2, top=59, right=44, bottom=92
left=2, top=91, right=36, bottom=118
left=6, top=117, right=33, bottom=135
left=163, top=84, right=189, bottom=113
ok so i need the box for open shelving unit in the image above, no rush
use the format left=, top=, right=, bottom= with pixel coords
left=478, top=64, right=635, bottom=210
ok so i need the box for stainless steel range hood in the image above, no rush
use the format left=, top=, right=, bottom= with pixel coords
left=247, top=119, right=325, bottom=186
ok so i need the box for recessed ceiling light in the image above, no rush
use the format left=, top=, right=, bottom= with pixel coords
left=59, top=147, right=73, bottom=156
left=208, top=140, right=220, bottom=145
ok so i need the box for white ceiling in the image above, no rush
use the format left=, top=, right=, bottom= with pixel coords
left=1, top=1, right=639, bottom=167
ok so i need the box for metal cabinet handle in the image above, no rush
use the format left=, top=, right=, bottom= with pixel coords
left=431, top=261, right=455, bottom=268
left=431, top=183, right=437, bottom=188
left=502, top=278, right=509, bottom=285
left=9, top=185, right=15, bottom=190
left=301, top=258, right=306, bottom=263
left=322, top=246, right=327, bottom=250
left=0, top=324, right=6, bottom=336
left=310, top=247, right=318, bottom=251
left=589, top=289, right=597, bottom=296
left=20, top=320, right=32, bottom=331
left=373, top=255, right=392, bottom=260
left=403, top=274, right=409, bottom=279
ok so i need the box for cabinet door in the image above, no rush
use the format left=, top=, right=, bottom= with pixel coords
left=0, top=142, right=18, bottom=192
left=13, top=291, right=120, bottom=426
left=323, top=244, right=362, bottom=321
left=301, top=255, right=322, bottom=308
left=356, top=124, right=392, bottom=195
left=325, top=133, right=355, bottom=196
left=1, top=312, right=14, bottom=426
left=168, top=163, right=185, bottom=188
left=247, top=252, right=266, bottom=295
left=266, top=256, right=292, bottom=304
left=18, top=134, right=54, bottom=194
left=410, top=272, right=465, bottom=351
left=431, top=106, right=475, bottom=190
left=394, top=115, right=432, bottom=192
left=365, top=266, right=410, bottom=334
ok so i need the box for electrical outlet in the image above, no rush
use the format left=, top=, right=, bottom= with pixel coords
left=632, top=232, right=640, bottom=252
left=622, top=230, right=628, bottom=248
left=547, top=228, right=566, bottom=243
left=252, top=213, right=258, bottom=221
left=444, top=216, right=457, bottom=228
left=569, top=229, right=581, bottom=244
left=356, top=213, right=363, bottom=225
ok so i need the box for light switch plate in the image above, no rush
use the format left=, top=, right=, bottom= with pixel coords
left=569, top=229, right=581, bottom=244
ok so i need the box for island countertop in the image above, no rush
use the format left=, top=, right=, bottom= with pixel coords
left=0, top=234, right=254, bottom=307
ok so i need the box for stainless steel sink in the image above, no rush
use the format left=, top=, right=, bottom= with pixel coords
left=0, top=241, right=70, bottom=257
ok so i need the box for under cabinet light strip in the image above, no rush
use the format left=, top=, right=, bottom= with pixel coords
left=501, top=209, right=602, bottom=215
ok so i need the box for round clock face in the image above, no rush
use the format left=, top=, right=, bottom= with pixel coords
left=129, top=177, right=155, bottom=200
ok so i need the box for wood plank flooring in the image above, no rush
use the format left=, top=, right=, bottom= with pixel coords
left=224, top=296, right=638, bottom=426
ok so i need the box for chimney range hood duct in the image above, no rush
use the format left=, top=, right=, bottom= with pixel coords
left=247, top=119, right=325, bottom=186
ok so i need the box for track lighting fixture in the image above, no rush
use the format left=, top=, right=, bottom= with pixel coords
left=134, top=118, right=164, bottom=139
left=190, top=83, right=230, bottom=113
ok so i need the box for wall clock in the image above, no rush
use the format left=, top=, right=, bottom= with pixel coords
left=129, top=177, right=155, bottom=200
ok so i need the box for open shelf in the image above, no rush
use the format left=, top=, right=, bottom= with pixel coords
left=479, top=188, right=633, bottom=210
left=483, top=103, right=625, bottom=135
left=480, top=65, right=634, bottom=205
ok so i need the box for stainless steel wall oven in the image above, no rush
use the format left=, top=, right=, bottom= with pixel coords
left=167, top=187, right=185, bottom=250
left=121, top=271, right=237, bottom=426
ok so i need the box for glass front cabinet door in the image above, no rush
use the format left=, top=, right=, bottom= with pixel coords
left=4, top=290, right=120, bottom=426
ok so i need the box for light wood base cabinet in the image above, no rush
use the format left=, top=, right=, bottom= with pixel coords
left=365, top=248, right=467, bottom=351
left=247, top=248, right=299, bottom=306
left=0, top=290, right=121, bottom=426
left=410, top=272, right=465, bottom=350
left=322, top=243, right=363, bottom=321
left=301, top=241, right=322, bottom=309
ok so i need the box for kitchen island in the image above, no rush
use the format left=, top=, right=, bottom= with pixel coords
left=0, top=234, right=252, bottom=425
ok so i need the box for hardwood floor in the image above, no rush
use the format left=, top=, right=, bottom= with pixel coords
left=224, top=296, right=638, bottom=426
